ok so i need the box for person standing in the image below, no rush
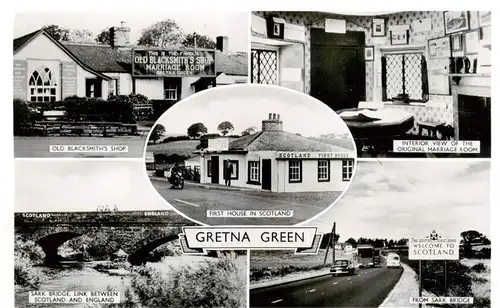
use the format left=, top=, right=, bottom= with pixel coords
left=224, top=160, right=233, bottom=186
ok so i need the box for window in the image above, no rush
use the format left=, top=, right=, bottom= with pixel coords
left=108, top=79, right=117, bottom=97
left=207, top=160, right=212, bottom=177
left=342, top=159, right=354, bottom=181
left=318, top=160, right=330, bottom=182
left=251, top=49, right=278, bottom=84
left=28, top=67, right=57, bottom=102
left=248, top=161, right=260, bottom=184
left=288, top=160, right=302, bottom=183
left=382, top=53, right=429, bottom=102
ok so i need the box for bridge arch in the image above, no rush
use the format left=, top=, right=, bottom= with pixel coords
left=37, top=231, right=83, bottom=264
left=128, top=228, right=182, bottom=265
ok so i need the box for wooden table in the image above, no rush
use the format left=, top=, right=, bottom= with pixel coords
left=338, top=108, right=415, bottom=155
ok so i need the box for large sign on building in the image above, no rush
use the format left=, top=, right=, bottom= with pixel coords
left=409, top=230, right=459, bottom=260
left=132, top=49, right=216, bottom=77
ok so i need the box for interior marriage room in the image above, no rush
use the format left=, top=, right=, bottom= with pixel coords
left=250, top=11, right=491, bottom=158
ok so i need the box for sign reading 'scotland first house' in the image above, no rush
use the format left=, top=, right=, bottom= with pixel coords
left=132, top=49, right=216, bottom=77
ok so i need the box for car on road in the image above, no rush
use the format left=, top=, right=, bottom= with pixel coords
left=386, top=253, right=401, bottom=269
left=330, top=259, right=356, bottom=276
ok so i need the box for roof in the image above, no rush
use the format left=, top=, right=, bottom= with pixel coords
left=215, top=52, right=248, bottom=76
left=14, top=30, right=111, bottom=80
left=229, top=130, right=353, bottom=152
left=14, top=29, right=248, bottom=76
left=63, top=43, right=132, bottom=73
left=13, top=29, right=41, bottom=51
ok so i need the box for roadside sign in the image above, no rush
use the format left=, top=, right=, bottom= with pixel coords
left=409, top=230, right=459, bottom=260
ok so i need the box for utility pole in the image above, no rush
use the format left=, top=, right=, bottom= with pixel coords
left=323, top=222, right=336, bottom=266
left=332, top=222, right=337, bottom=264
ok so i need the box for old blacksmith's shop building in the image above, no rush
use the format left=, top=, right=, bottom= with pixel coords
left=13, top=22, right=248, bottom=111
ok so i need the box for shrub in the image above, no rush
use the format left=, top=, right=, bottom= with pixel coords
left=14, top=235, right=45, bottom=264
left=161, top=135, right=191, bottom=143
left=406, top=259, right=473, bottom=297
left=14, top=255, right=43, bottom=288
left=147, top=245, right=176, bottom=263
left=13, top=99, right=37, bottom=135
left=470, top=263, right=487, bottom=273
left=116, top=256, right=246, bottom=308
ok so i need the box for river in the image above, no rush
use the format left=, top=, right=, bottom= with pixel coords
left=15, top=255, right=228, bottom=308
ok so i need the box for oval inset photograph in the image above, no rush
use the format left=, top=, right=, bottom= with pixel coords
left=144, top=84, right=357, bottom=225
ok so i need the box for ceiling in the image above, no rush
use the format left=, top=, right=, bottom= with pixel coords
left=322, top=11, right=402, bottom=16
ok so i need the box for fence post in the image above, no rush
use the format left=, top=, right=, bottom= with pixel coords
left=419, top=260, right=422, bottom=308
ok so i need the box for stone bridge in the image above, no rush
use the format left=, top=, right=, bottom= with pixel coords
left=15, top=210, right=195, bottom=265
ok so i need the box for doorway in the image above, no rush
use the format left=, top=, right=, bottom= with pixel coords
left=310, top=29, right=366, bottom=111
left=262, top=159, right=272, bottom=190
left=211, top=156, right=219, bottom=184
left=85, top=78, right=102, bottom=98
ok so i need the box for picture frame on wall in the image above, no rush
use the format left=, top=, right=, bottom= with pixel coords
left=390, top=30, right=409, bottom=45
left=478, top=11, right=491, bottom=27
left=480, top=26, right=491, bottom=41
left=464, top=30, right=480, bottom=54
left=443, top=11, right=470, bottom=35
left=451, top=34, right=463, bottom=52
left=364, top=46, right=374, bottom=61
left=372, top=19, right=386, bottom=37
left=428, top=36, right=452, bottom=58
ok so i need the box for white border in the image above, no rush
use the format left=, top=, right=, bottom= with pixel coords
left=141, top=83, right=359, bottom=227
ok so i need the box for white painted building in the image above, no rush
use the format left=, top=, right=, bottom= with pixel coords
left=199, top=113, right=356, bottom=193
left=13, top=22, right=248, bottom=110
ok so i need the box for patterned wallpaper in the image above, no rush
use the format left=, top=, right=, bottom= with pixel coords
left=253, top=11, right=481, bottom=103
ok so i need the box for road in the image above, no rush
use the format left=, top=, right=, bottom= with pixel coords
left=250, top=266, right=403, bottom=307
left=14, top=136, right=147, bottom=158
left=150, top=179, right=341, bottom=225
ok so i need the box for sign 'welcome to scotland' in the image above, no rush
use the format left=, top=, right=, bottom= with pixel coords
left=409, top=230, right=459, bottom=260
left=132, top=49, right=216, bottom=77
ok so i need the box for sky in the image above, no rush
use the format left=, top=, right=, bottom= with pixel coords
left=156, top=85, right=352, bottom=137
left=15, top=160, right=173, bottom=212
left=14, top=12, right=248, bottom=52
left=305, top=160, right=490, bottom=241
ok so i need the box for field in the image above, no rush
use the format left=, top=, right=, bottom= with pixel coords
left=250, top=249, right=354, bottom=282
left=147, top=140, right=200, bottom=157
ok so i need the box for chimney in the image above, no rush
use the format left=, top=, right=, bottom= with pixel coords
left=216, top=36, right=229, bottom=53
left=262, top=113, right=283, bottom=131
left=110, top=21, right=131, bottom=48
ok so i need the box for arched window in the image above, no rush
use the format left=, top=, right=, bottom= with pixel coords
left=28, top=67, right=57, bottom=102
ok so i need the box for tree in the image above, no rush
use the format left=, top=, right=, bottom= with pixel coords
left=96, top=28, right=111, bottom=45
left=137, top=19, right=185, bottom=47
left=187, top=122, right=208, bottom=138
left=42, top=24, right=70, bottom=41
left=68, top=29, right=94, bottom=43
left=345, top=237, right=357, bottom=248
left=241, top=126, right=258, bottom=136
left=460, top=230, right=484, bottom=245
left=182, top=32, right=216, bottom=49
left=217, top=121, right=234, bottom=136
left=150, top=124, right=166, bottom=144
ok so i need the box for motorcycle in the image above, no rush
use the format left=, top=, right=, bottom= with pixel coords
left=169, top=171, right=184, bottom=189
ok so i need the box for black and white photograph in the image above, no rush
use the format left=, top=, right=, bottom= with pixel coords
left=251, top=11, right=491, bottom=158
left=14, top=160, right=247, bottom=308
left=145, top=85, right=357, bottom=225
left=443, top=11, right=470, bottom=35
left=451, top=33, right=463, bottom=52
left=372, top=18, right=386, bottom=37
left=13, top=12, right=248, bottom=158
left=364, top=46, right=374, bottom=61
left=250, top=160, right=491, bottom=308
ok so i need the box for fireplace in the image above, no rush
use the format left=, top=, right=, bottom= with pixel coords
left=452, top=78, right=491, bottom=158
